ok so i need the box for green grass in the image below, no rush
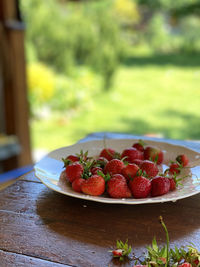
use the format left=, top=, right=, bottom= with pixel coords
left=31, top=53, right=200, bottom=151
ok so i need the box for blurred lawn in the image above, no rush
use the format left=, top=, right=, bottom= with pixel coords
left=31, top=53, right=200, bottom=151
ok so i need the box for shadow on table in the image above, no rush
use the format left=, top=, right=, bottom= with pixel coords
left=36, top=188, right=200, bottom=248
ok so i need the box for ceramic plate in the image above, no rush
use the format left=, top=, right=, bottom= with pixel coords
left=34, top=139, right=200, bottom=204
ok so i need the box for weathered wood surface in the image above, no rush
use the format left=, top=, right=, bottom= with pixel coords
left=0, top=133, right=200, bottom=267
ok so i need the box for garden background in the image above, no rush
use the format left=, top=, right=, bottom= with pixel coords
left=20, top=0, right=200, bottom=159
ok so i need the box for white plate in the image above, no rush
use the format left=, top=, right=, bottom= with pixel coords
left=34, top=139, right=200, bottom=204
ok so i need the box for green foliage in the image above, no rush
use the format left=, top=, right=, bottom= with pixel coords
left=27, top=62, right=101, bottom=116
left=21, top=0, right=125, bottom=90
left=179, top=16, right=200, bottom=53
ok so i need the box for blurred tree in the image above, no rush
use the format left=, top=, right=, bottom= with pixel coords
left=21, top=0, right=125, bottom=90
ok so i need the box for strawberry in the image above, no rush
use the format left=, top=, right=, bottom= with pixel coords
left=72, top=178, right=84, bottom=192
left=65, top=162, right=84, bottom=183
left=169, top=163, right=181, bottom=175
left=112, top=249, right=123, bottom=257
left=66, top=154, right=79, bottom=163
left=132, top=159, right=143, bottom=167
left=144, top=146, right=164, bottom=164
left=193, top=259, right=200, bottom=267
left=62, top=154, right=80, bottom=167
left=91, top=166, right=103, bottom=175
left=178, top=263, right=192, bottom=267
left=107, top=174, right=132, bottom=198
left=99, top=148, right=118, bottom=161
left=104, top=159, right=125, bottom=175
left=129, top=176, right=151, bottom=198
left=121, top=147, right=143, bottom=163
left=81, top=174, right=105, bottom=196
left=176, top=154, right=189, bottom=167
left=151, top=176, right=170, bottom=197
left=96, top=156, right=108, bottom=168
left=140, top=160, right=159, bottom=178
left=168, top=177, right=176, bottom=191
left=121, top=163, right=139, bottom=180
left=111, top=240, right=132, bottom=261
left=132, top=140, right=145, bottom=152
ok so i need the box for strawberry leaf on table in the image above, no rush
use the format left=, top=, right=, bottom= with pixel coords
left=111, top=240, right=132, bottom=261
left=110, top=217, right=200, bottom=267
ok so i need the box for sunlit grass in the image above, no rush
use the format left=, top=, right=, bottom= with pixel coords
left=31, top=60, right=200, bottom=152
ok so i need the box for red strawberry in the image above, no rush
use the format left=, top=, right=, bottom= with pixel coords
left=66, top=154, right=79, bottom=163
left=99, top=148, right=117, bottom=161
left=169, top=163, right=181, bottom=175
left=81, top=175, right=105, bottom=196
left=144, top=146, right=164, bottom=164
left=66, top=162, right=84, bottom=183
left=107, top=174, right=132, bottom=198
left=176, top=154, right=189, bottom=167
left=121, top=163, right=139, bottom=180
left=140, top=160, right=159, bottom=178
left=72, top=178, right=84, bottom=192
left=132, top=140, right=145, bottom=152
left=112, top=249, right=123, bottom=257
left=193, top=259, right=200, bottom=267
left=129, top=176, right=151, bottom=198
left=178, top=263, right=192, bottom=267
left=96, top=156, right=108, bottom=168
left=121, top=147, right=143, bottom=163
left=132, top=159, right=143, bottom=167
left=104, top=159, right=125, bottom=175
left=168, top=177, right=176, bottom=191
left=91, top=166, right=103, bottom=175
left=151, top=176, right=170, bottom=197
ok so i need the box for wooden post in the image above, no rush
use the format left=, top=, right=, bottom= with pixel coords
left=0, top=0, right=32, bottom=169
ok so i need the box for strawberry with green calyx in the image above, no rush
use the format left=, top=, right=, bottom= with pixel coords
left=65, top=162, right=84, bottom=183
left=104, top=158, right=125, bottom=175
left=132, top=139, right=146, bottom=152
left=95, top=156, right=108, bottom=169
left=144, top=146, right=164, bottom=165
left=176, top=154, right=189, bottom=167
left=169, top=162, right=182, bottom=175
left=107, top=174, right=132, bottom=198
left=151, top=176, right=170, bottom=197
left=140, top=160, right=159, bottom=178
left=81, top=174, right=105, bottom=196
left=99, top=148, right=119, bottom=161
left=81, top=158, right=97, bottom=179
left=90, top=166, right=103, bottom=175
left=62, top=155, right=80, bottom=167
left=121, top=163, right=139, bottom=181
left=111, top=240, right=132, bottom=261
left=121, top=147, right=144, bottom=163
left=171, top=245, right=200, bottom=267
left=129, top=175, right=151, bottom=198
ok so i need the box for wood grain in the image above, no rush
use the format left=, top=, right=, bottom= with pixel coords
left=0, top=250, right=72, bottom=267
left=0, top=176, right=200, bottom=267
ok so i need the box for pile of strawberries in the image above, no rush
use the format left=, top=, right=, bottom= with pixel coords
left=62, top=140, right=189, bottom=199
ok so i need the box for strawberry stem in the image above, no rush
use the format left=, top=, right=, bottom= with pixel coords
left=159, top=216, right=169, bottom=267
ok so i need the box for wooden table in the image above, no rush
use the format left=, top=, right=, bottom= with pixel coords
left=0, top=132, right=200, bottom=267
